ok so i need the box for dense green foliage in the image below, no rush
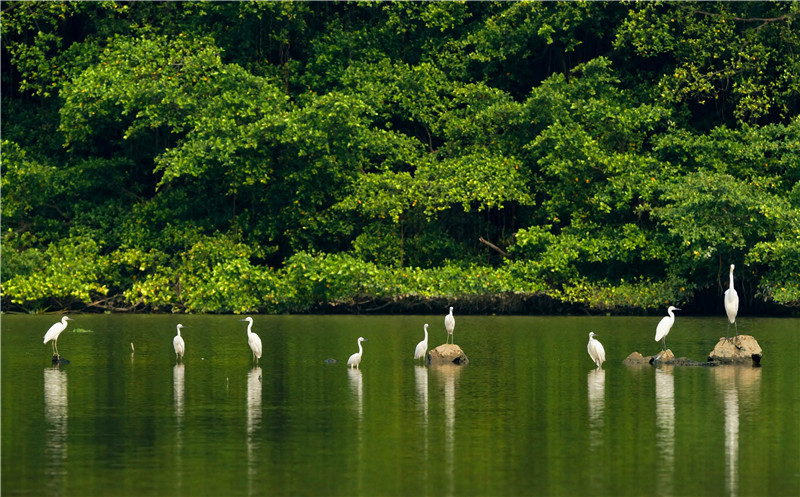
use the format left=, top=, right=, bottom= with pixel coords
left=2, top=1, right=799, bottom=313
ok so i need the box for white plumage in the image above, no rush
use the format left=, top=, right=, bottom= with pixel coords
left=414, top=324, right=429, bottom=363
left=587, top=332, right=606, bottom=368
left=240, top=317, right=263, bottom=365
left=724, top=264, right=739, bottom=338
left=444, top=307, right=455, bottom=344
left=348, top=337, right=368, bottom=369
left=43, top=316, right=73, bottom=358
left=173, top=324, right=185, bottom=362
left=655, top=306, right=681, bottom=351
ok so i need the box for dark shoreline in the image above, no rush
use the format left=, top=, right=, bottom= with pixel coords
left=4, top=291, right=797, bottom=317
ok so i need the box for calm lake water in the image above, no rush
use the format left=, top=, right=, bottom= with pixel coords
left=2, top=314, right=798, bottom=496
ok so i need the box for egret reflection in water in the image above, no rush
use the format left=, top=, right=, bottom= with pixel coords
left=587, top=369, right=606, bottom=491
left=414, top=365, right=429, bottom=466
left=173, top=363, right=185, bottom=493
left=347, top=367, right=365, bottom=495
left=433, top=365, right=461, bottom=497
left=173, top=363, right=185, bottom=418
left=655, top=367, right=675, bottom=497
left=712, top=366, right=762, bottom=497
left=43, top=366, right=68, bottom=495
left=247, top=366, right=262, bottom=497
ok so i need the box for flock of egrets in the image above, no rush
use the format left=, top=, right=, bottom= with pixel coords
left=588, top=264, right=740, bottom=368
left=42, top=266, right=741, bottom=370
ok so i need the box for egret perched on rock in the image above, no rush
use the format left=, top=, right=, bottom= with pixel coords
left=347, top=337, right=368, bottom=369
left=655, top=306, right=681, bottom=351
left=444, top=307, right=455, bottom=344
left=724, top=264, right=739, bottom=338
left=43, top=316, right=73, bottom=359
left=587, top=332, right=606, bottom=369
left=173, top=324, right=185, bottom=362
left=239, top=317, right=263, bottom=365
left=414, top=324, right=429, bottom=364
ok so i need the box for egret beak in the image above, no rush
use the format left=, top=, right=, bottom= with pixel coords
left=675, top=308, right=682, bottom=311
left=239, top=319, right=247, bottom=322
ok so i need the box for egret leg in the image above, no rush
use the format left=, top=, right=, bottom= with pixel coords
left=662, top=337, right=667, bottom=351
left=734, top=321, right=738, bottom=338
left=53, top=340, right=60, bottom=358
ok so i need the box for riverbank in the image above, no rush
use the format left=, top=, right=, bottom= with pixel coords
left=4, top=290, right=796, bottom=317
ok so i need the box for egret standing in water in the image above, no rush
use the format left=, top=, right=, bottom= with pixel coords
left=444, top=307, right=455, bottom=344
left=173, top=324, right=185, bottom=362
left=239, top=317, right=263, bottom=365
left=347, top=337, right=368, bottom=369
left=414, top=324, right=429, bottom=364
left=43, top=316, right=73, bottom=359
left=655, top=306, right=681, bottom=351
left=724, top=264, right=739, bottom=338
left=587, top=332, right=606, bottom=369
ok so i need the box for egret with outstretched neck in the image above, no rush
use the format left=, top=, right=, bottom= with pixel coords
left=414, top=324, right=429, bottom=364
left=348, top=337, right=368, bottom=369
left=444, top=307, right=455, bottom=344
left=655, top=306, right=681, bottom=351
left=239, top=317, right=263, bottom=365
left=587, top=332, right=606, bottom=369
left=173, top=324, right=185, bottom=362
left=724, top=264, right=739, bottom=338
left=43, top=316, right=73, bottom=358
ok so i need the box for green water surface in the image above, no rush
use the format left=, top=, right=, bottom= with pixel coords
left=2, top=314, right=798, bottom=496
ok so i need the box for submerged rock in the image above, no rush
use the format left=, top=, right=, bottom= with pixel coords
left=622, top=349, right=716, bottom=367
left=708, top=335, right=762, bottom=366
left=51, top=355, right=70, bottom=365
left=428, top=344, right=469, bottom=366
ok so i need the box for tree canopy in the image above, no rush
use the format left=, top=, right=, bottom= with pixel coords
left=2, top=1, right=799, bottom=314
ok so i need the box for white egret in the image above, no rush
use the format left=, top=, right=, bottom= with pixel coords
left=347, top=337, right=368, bottom=369
left=655, top=306, right=681, bottom=351
left=724, top=264, right=739, bottom=338
left=414, top=324, right=429, bottom=364
left=444, top=307, right=455, bottom=344
left=587, top=332, right=606, bottom=368
left=43, top=316, right=73, bottom=358
left=173, top=324, right=185, bottom=362
left=240, top=317, right=263, bottom=365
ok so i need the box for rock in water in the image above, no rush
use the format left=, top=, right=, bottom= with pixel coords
left=708, top=335, right=762, bottom=366
left=650, top=349, right=675, bottom=364
left=622, top=350, right=715, bottom=367
left=622, top=352, right=650, bottom=366
left=51, top=355, right=70, bottom=365
left=428, top=344, right=469, bottom=366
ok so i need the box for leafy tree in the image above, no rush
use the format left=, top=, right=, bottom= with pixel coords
left=615, top=1, right=800, bottom=125
left=2, top=2, right=798, bottom=313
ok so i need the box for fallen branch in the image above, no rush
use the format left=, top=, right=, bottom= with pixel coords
left=479, top=237, right=509, bottom=258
